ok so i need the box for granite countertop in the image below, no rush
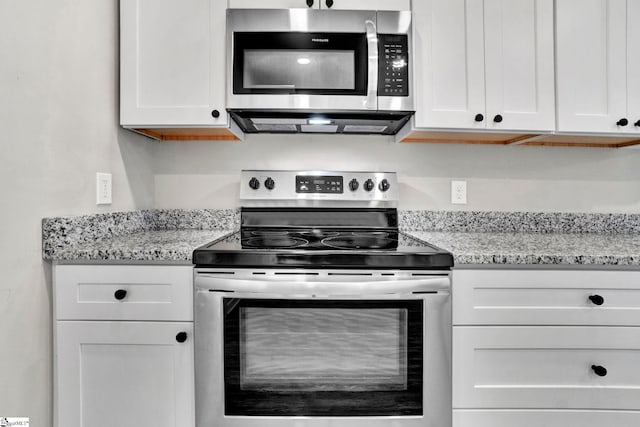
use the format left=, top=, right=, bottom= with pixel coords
left=411, top=231, right=640, bottom=266
left=42, top=209, right=640, bottom=266
left=47, top=229, right=233, bottom=263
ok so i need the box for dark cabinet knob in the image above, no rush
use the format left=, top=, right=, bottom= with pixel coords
left=617, top=118, right=628, bottom=126
left=591, top=365, right=607, bottom=377
left=474, top=114, right=484, bottom=122
left=493, top=114, right=503, bottom=123
left=306, top=0, right=314, bottom=6
left=211, top=109, right=220, bottom=118
left=588, top=294, right=604, bottom=306
left=378, top=179, right=390, bottom=192
left=325, top=0, right=334, bottom=7
left=635, top=120, right=640, bottom=127
left=176, top=332, right=188, bottom=343
left=249, top=177, right=260, bottom=190
left=364, top=179, right=375, bottom=192
left=114, top=289, right=127, bottom=301
left=349, top=179, right=359, bottom=191
left=264, top=177, right=275, bottom=190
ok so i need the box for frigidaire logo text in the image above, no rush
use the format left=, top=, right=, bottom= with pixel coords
left=311, top=38, right=329, bottom=42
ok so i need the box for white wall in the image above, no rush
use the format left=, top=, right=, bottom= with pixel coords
left=153, top=134, right=640, bottom=213
left=0, top=1, right=154, bottom=425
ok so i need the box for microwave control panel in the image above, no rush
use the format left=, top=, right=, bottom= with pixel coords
left=378, top=34, right=409, bottom=97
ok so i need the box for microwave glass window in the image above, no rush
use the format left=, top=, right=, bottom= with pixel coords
left=243, top=50, right=355, bottom=90
left=239, top=307, right=407, bottom=391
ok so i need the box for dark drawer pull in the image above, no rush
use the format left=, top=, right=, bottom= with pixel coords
left=588, top=294, right=604, bottom=306
left=114, top=289, right=127, bottom=301
left=591, top=365, right=607, bottom=377
left=176, top=332, right=188, bottom=343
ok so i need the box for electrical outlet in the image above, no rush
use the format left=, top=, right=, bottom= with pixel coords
left=451, top=180, right=467, bottom=204
left=96, top=172, right=112, bottom=205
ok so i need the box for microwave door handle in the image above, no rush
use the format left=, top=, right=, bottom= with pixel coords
left=365, top=19, right=378, bottom=110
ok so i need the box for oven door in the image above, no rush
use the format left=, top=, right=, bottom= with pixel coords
left=226, top=9, right=378, bottom=111
left=195, top=271, right=451, bottom=427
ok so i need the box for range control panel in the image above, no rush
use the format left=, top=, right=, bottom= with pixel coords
left=240, top=170, right=399, bottom=207
left=296, top=175, right=344, bottom=194
left=378, top=34, right=409, bottom=97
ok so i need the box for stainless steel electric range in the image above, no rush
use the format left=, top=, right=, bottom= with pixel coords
left=193, top=170, right=453, bottom=427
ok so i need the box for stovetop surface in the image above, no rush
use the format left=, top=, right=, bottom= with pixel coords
left=193, top=229, right=454, bottom=269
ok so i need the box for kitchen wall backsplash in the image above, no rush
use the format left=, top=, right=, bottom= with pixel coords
left=151, top=135, right=640, bottom=214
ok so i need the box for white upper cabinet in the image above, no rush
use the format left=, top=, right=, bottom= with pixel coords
left=628, top=0, right=640, bottom=130
left=556, top=0, right=640, bottom=134
left=413, top=0, right=555, bottom=132
left=120, top=0, right=227, bottom=128
left=227, top=0, right=410, bottom=10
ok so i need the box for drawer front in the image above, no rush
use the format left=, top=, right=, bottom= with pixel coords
left=453, top=326, right=640, bottom=410
left=55, top=265, right=193, bottom=321
left=453, top=269, right=640, bottom=326
left=454, top=409, right=640, bottom=427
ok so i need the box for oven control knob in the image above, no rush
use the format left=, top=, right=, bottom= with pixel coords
left=349, top=179, right=359, bottom=191
left=364, top=179, right=375, bottom=192
left=248, top=177, right=260, bottom=190
left=378, top=179, right=390, bottom=192
left=264, top=177, right=275, bottom=190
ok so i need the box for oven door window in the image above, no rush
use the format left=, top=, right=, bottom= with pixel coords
left=233, top=32, right=368, bottom=95
left=223, top=299, right=423, bottom=416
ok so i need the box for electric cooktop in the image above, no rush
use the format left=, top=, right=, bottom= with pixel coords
left=192, top=170, right=454, bottom=270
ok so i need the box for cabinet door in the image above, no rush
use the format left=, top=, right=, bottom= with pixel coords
left=54, top=265, right=193, bottom=322
left=453, top=326, right=640, bottom=410
left=483, top=0, right=555, bottom=131
left=453, top=269, right=640, bottom=326
left=55, top=321, right=194, bottom=427
left=319, top=0, right=411, bottom=10
left=413, top=0, right=486, bottom=129
left=627, top=0, right=640, bottom=132
left=227, top=0, right=410, bottom=9
left=454, top=410, right=640, bottom=427
left=120, top=0, right=227, bottom=126
left=228, top=0, right=318, bottom=8
left=556, top=0, right=627, bottom=133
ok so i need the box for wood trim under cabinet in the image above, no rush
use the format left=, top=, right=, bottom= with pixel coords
left=132, top=128, right=241, bottom=141
left=401, top=130, right=640, bottom=148
left=401, top=131, right=539, bottom=145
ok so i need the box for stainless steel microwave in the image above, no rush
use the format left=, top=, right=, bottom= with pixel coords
left=226, top=9, right=414, bottom=135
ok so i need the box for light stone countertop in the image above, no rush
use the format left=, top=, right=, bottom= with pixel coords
left=410, top=231, right=640, bottom=266
left=42, top=209, right=640, bottom=266
left=47, top=229, right=233, bottom=264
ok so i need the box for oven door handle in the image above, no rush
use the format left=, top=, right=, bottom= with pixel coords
left=195, top=274, right=449, bottom=296
left=365, top=18, right=378, bottom=110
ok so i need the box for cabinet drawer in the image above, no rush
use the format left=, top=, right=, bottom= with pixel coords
left=453, top=269, right=640, bottom=326
left=453, top=326, right=640, bottom=410
left=454, top=409, right=640, bottom=427
left=54, top=265, right=193, bottom=321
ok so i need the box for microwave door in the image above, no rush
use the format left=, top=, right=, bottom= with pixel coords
left=226, top=9, right=378, bottom=111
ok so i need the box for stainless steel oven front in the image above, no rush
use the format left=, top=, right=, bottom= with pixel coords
left=194, top=269, right=451, bottom=427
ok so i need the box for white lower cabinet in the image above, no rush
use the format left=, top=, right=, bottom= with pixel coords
left=454, top=410, right=640, bottom=427
left=452, top=268, right=640, bottom=426
left=54, top=265, right=195, bottom=427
